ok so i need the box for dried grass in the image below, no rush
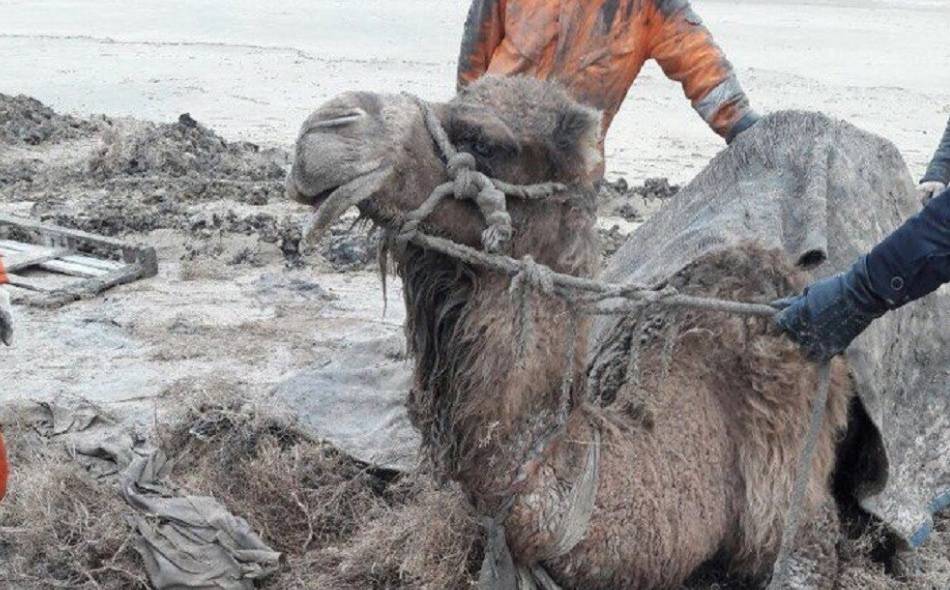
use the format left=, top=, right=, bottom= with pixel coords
left=0, top=410, right=147, bottom=589
left=2, top=391, right=945, bottom=590
left=157, top=390, right=482, bottom=589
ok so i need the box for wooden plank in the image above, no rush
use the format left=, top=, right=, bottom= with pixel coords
left=3, top=248, right=72, bottom=272
left=38, top=259, right=110, bottom=278
left=59, top=254, right=125, bottom=272
left=1, top=238, right=127, bottom=273
left=25, top=263, right=148, bottom=308
left=4, top=273, right=54, bottom=293
left=0, top=214, right=157, bottom=274
left=0, top=215, right=159, bottom=307
left=0, top=239, right=35, bottom=254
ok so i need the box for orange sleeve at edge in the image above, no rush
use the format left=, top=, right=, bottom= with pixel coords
left=457, top=0, right=506, bottom=89
left=644, top=0, right=752, bottom=138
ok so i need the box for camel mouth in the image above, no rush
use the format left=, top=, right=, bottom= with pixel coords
left=285, top=172, right=340, bottom=209
left=299, top=164, right=393, bottom=250
left=302, top=186, right=339, bottom=209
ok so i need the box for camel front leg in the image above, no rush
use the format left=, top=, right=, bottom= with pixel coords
left=769, top=498, right=841, bottom=590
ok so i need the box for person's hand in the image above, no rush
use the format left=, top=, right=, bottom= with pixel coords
left=917, top=181, right=946, bottom=204
left=772, top=272, right=883, bottom=362
left=0, top=288, right=13, bottom=346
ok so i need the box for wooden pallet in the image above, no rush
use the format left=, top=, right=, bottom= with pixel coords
left=0, top=214, right=158, bottom=308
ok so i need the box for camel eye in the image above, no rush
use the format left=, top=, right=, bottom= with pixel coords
left=472, top=140, right=493, bottom=158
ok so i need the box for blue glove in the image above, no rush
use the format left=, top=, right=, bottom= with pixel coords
left=776, top=188, right=949, bottom=361
left=774, top=257, right=886, bottom=362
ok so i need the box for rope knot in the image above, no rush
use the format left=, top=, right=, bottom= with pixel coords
left=510, top=256, right=555, bottom=297
left=447, top=152, right=481, bottom=200
left=476, top=185, right=511, bottom=253
left=447, top=152, right=477, bottom=178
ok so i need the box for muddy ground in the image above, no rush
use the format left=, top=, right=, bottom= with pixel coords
left=0, top=96, right=947, bottom=589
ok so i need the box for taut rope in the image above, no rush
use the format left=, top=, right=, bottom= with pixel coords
left=398, top=96, right=780, bottom=320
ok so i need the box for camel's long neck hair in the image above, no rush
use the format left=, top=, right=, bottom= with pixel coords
left=398, top=245, right=480, bottom=474
left=394, top=196, right=599, bottom=506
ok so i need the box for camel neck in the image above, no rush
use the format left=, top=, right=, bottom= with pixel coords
left=399, top=236, right=596, bottom=513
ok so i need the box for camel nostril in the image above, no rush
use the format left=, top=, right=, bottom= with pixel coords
left=309, top=108, right=367, bottom=130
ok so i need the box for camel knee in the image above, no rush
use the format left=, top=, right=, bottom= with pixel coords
left=771, top=499, right=841, bottom=590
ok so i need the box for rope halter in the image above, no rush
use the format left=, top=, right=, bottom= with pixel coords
left=398, top=94, right=569, bottom=254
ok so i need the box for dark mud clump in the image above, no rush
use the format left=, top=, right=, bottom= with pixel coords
left=599, top=176, right=680, bottom=222
left=87, top=112, right=286, bottom=185
left=599, top=223, right=628, bottom=259
left=0, top=94, right=103, bottom=145
left=0, top=96, right=291, bottom=239
left=597, top=176, right=681, bottom=259
left=322, top=225, right=380, bottom=271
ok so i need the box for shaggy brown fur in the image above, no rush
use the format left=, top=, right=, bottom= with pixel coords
left=288, top=75, right=855, bottom=589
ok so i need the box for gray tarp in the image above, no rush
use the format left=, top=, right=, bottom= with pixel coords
left=597, top=110, right=949, bottom=548
left=274, top=333, right=421, bottom=471
left=119, top=450, right=282, bottom=590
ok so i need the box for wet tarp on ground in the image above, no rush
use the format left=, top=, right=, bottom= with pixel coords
left=596, top=110, right=949, bottom=547
left=274, top=333, right=420, bottom=472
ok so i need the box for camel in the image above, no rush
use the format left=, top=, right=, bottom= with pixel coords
left=286, top=76, right=853, bottom=589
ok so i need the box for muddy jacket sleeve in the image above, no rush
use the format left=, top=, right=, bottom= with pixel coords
left=776, top=188, right=950, bottom=361
left=922, top=116, right=950, bottom=185
left=458, top=0, right=507, bottom=90
left=646, top=0, right=758, bottom=142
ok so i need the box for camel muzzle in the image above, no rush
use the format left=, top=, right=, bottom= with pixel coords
left=298, top=164, right=394, bottom=252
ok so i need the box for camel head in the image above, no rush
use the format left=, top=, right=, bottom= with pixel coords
left=287, top=76, right=603, bottom=253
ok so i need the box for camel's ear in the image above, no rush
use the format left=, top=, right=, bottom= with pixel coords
left=554, top=106, right=603, bottom=175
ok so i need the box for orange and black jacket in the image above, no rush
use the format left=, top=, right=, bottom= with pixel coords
left=0, top=255, right=7, bottom=285
left=458, top=0, right=758, bottom=142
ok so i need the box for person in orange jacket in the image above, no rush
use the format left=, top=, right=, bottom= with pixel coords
left=458, top=0, right=760, bottom=164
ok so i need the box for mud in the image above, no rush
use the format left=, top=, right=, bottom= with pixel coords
left=600, top=176, right=680, bottom=222
left=596, top=177, right=679, bottom=258
left=0, top=94, right=104, bottom=146
left=0, top=94, right=376, bottom=268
